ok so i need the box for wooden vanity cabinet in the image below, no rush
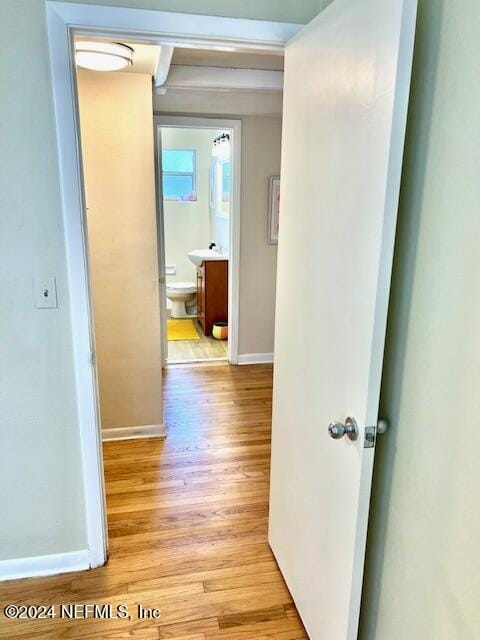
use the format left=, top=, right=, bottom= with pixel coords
left=196, top=260, right=228, bottom=336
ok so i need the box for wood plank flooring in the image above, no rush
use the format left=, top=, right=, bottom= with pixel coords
left=0, top=363, right=307, bottom=639
left=168, top=320, right=228, bottom=362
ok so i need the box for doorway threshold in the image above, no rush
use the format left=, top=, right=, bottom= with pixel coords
left=166, top=356, right=228, bottom=366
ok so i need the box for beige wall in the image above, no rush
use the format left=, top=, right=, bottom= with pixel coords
left=77, top=70, right=163, bottom=430
left=154, top=89, right=283, bottom=118
left=359, top=1, right=480, bottom=638
left=161, top=127, right=213, bottom=285
left=239, top=117, right=281, bottom=355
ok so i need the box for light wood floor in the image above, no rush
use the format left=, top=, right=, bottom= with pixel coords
left=0, top=363, right=307, bottom=639
left=168, top=319, right=228, bottom=362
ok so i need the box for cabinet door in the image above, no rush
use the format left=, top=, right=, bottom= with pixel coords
left=196, top=267, right=205, bottom=332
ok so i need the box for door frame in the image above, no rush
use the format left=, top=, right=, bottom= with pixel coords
left=154, top=115, right=242, bottom=366
left=46, top=1, right=300, bottom=570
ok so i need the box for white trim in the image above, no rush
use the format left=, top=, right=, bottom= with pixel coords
left=0, top=550, right=90, bottom=582
left=102, top=424, right=166, bottom=441
left=154, top=115, right=242, bottom=366
left=164, top=66, right=284, bottom=92
left=169, top=356, right=228, bottom=365
left=46, top=2, right=108, bottom=572
left=153, top=121, right=169, bottom=366
left=154, top=45, right=174, bottom=90
left=45, top=0, right=297, bottom=581
left=47, top=2, right=301, bottom=50
left=238, top=352, right=274, bottom=365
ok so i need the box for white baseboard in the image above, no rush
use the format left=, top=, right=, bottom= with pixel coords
left=237, top=352, right=274, bottom=365
left=0, top=549, right=90, bottom=582
left=102, top=423, right=166, bottom=441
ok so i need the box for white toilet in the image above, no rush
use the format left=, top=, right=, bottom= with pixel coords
left=166, top=282, right=197, bottom=319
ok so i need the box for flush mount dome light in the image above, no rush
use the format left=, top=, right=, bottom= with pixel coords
left=75, top=41, right=134, bottom=71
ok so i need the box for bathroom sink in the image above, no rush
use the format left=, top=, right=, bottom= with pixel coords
left=187, top=249, right=229, bottom=267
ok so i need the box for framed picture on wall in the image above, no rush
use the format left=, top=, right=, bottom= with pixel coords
left=268, top=176, right=280, bottom=245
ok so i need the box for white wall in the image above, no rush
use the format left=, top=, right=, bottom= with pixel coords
left=0, top=0, right=87, bottom=561
left=211, top=211, right=230, bottom=256
left=61, top=0, right=322, bottom=23
left=161, top=127, right=213, bottom=285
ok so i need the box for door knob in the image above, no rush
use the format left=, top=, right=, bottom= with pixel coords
left=328, top=416, right=359, bottom=441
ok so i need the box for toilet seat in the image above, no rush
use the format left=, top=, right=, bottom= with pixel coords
left=166, top=281, right=197, bottom=295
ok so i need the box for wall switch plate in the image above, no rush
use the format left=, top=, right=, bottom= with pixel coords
left=34, top=276, right=58, bottom=309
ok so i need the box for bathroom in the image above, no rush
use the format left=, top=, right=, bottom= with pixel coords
left=160, top=125, right=232, bottom=363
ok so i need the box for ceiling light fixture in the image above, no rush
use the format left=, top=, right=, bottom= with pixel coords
left=75, top=41, right=134, bottom=72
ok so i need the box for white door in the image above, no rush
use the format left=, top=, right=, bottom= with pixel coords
left=269, top=1, right=417, bottom=639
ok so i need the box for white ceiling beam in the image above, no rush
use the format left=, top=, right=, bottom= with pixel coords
left=154, top=45, right=174, bottom=93
left=162, top=65, right=283, bottom=92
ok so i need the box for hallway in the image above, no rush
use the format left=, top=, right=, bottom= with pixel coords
left=0, top=364, right=307, bottom=639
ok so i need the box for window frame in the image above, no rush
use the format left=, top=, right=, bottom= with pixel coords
left=162, top=148, right=197, bottom=202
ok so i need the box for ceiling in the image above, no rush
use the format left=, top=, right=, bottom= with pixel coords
left=171, top=47, right=284, bottom=71
left=121, top=42, right=161, bottom=76
left=74, top=38, right=284, bottom=95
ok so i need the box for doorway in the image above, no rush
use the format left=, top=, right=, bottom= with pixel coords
left=58, top=7, right=284, bottom=564
left=71, top=45, right=290, bottom=635
left=154, top=117, right=241, bottom=365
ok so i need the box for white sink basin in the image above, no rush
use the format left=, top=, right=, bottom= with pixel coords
left=188, top=249, right=229, bottom=267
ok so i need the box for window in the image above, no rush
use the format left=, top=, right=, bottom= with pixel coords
left=221, top=161, right=231, bottom=203
left=162, top=149, right=197, bottom=201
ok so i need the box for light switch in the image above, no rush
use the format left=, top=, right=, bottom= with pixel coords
left=34, top=276, right=58, bottom=309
